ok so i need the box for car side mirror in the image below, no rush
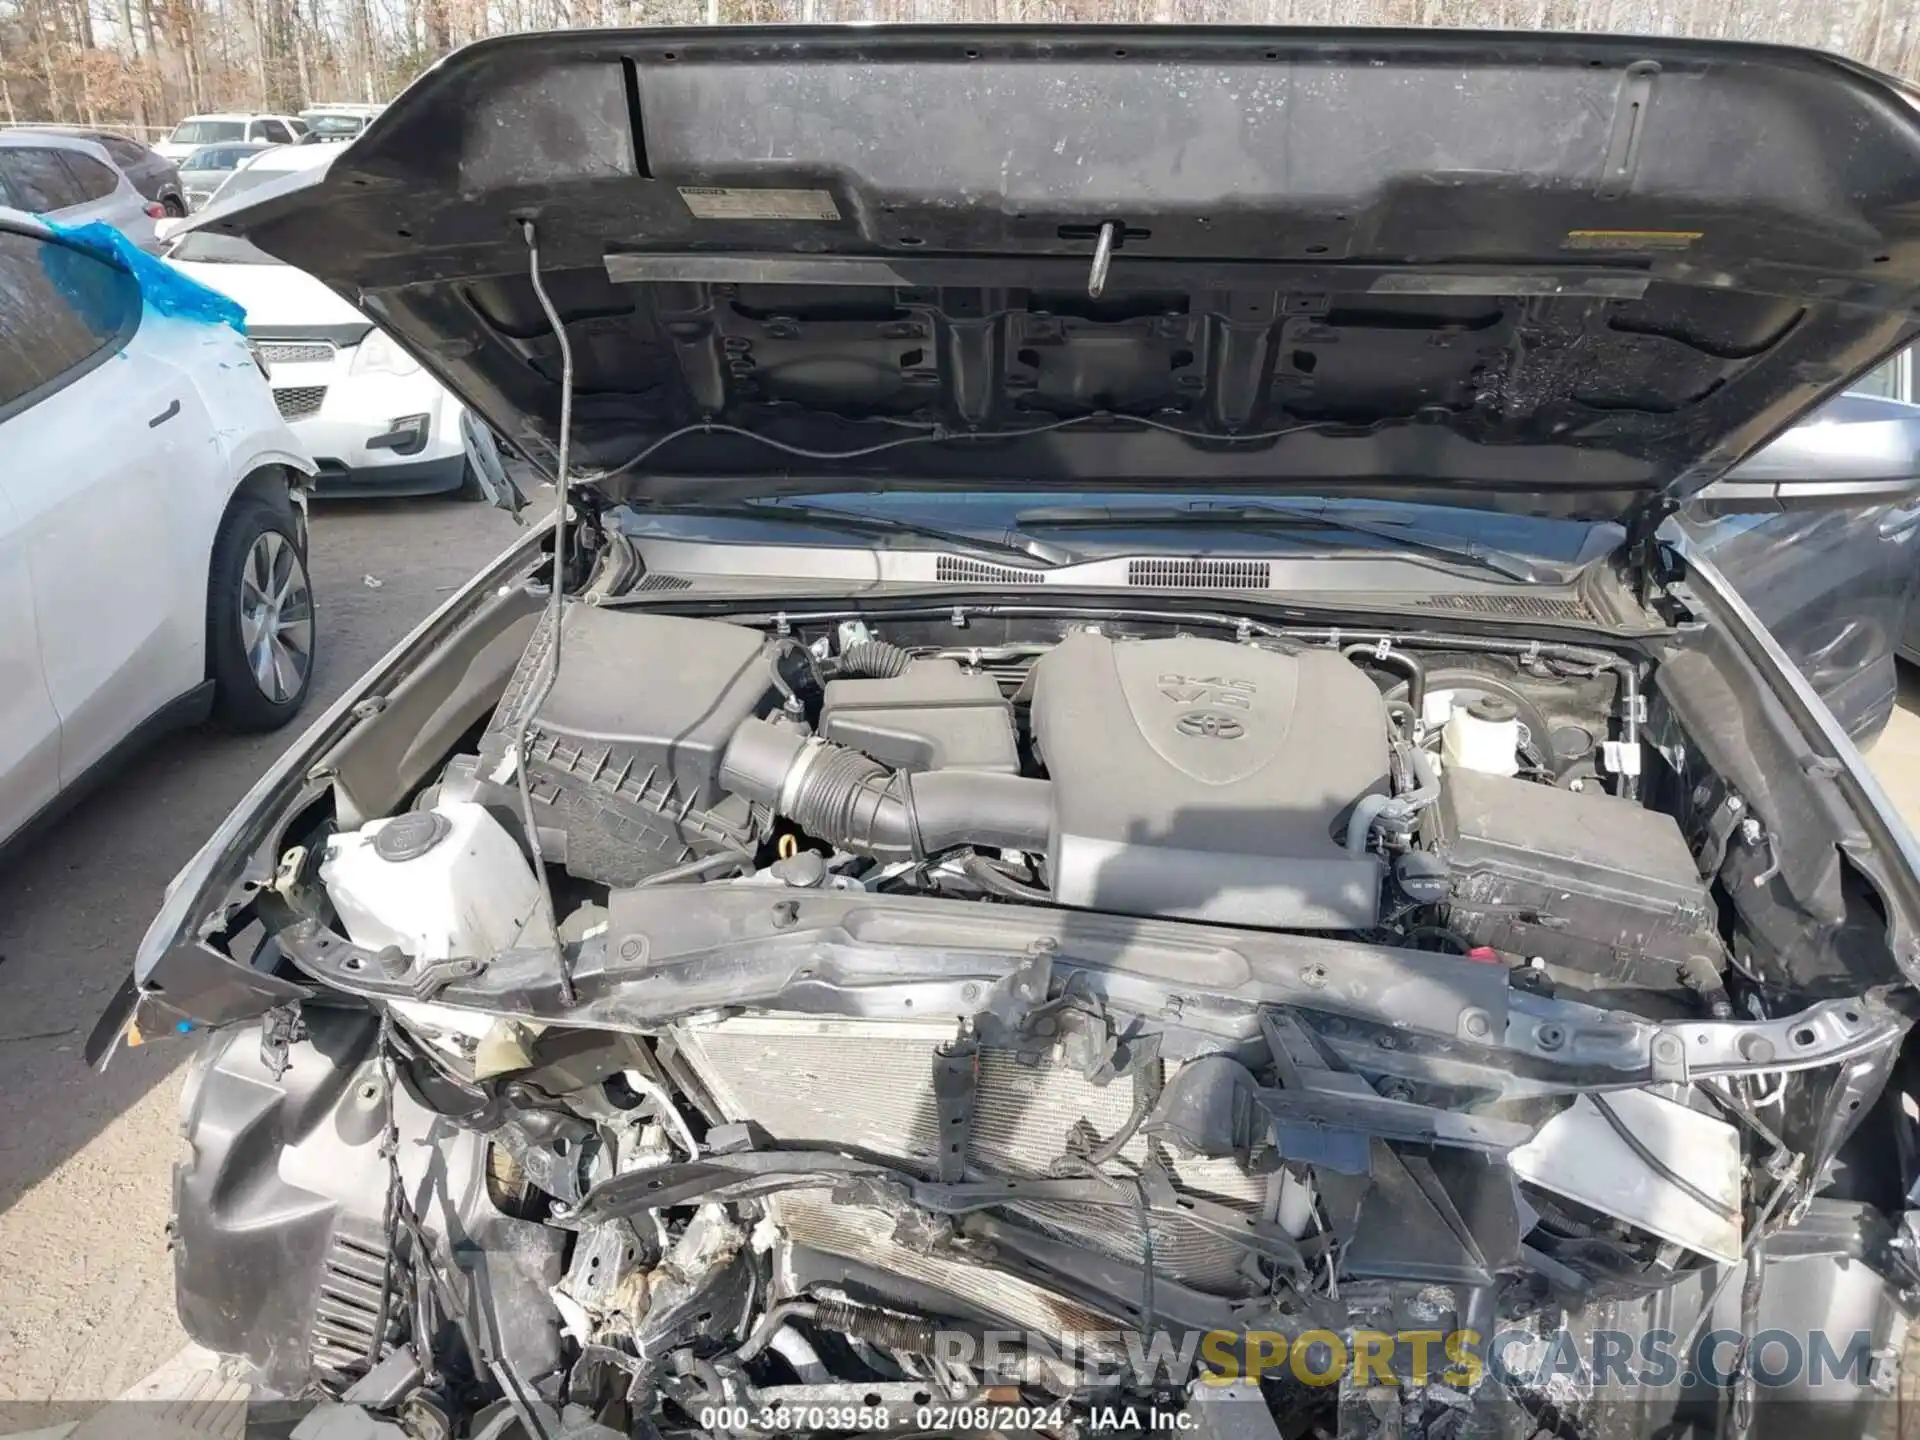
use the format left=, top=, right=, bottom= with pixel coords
left=459, top=408, right=529, bottom=520
left=1690, top=393, right=1920, bottom=517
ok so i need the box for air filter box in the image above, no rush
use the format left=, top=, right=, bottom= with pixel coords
left=473, top=606, right=780, bottom=886
left=821, top=659, right=1020, bottom=774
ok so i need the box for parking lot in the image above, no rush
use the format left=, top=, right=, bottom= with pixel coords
left=0, top=496, right=518, bottom=1406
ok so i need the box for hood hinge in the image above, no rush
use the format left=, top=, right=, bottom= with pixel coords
left=1626, top=495, right=1681, bottom=607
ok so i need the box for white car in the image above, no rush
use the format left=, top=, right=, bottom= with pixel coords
left=0, top=206, right=316, bottom=852
left=166, top=145, right=474, bottom=496
left=153, top=113, right=306, bottom=164
left=0, top=131, right=164, bottom=250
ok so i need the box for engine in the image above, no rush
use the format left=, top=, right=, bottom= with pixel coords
left=289, top=600, right=1811, bottom=1440
left=439, top=607, right=1717, bottom=995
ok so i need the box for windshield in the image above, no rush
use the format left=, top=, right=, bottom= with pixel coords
left=168, top=161, right=289, bottom=263
left=302, top=114, right=366, bottom=137
left=168, top=119, right=244, bottom=146
left=614, top=491, right=1611, bottom=568
left=183, top=145, right=253, bottom=172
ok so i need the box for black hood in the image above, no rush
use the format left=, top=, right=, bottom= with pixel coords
left=206, top=26, right=1920, bottom=521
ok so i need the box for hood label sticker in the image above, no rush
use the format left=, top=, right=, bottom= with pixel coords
left=1563, top=228, right=1703, bottom=251
left=679, top=186, right=842, bottom=221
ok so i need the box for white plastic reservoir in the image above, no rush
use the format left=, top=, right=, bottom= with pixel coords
left=1441, top=695, right=1522, bottom=777
left=321, top=801, right=554, bottom=962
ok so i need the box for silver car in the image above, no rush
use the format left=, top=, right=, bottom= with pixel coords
left=176, top=141, right=270, bottom=211
left=0, top=131, right=160, bottom=249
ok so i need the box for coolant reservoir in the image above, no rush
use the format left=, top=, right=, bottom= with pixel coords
left=320, top=801, right=553, bottom=962
left=1441, top=695, right=1521, bottom=777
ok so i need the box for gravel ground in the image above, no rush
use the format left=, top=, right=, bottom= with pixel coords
left=3, top=501, right=1920, bottom=1406
left=0, top=495, right=518, bottom=1404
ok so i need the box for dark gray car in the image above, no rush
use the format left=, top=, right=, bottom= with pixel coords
left=1687, top=349, right=1920, bottom=745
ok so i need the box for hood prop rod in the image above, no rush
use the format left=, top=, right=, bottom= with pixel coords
left=514, top=219, right=577, bottom=1008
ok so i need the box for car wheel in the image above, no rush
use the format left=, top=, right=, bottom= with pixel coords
left=162, top=194, right=187, bottom=218
left=207, top=497, right=315, bottom=730
left=455, top=458, right=489, bottom=502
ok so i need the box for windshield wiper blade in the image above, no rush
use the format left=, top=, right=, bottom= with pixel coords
left=1015, top=502, right=1556, bottom=583
left=720, top=500, right=1079, bottom=569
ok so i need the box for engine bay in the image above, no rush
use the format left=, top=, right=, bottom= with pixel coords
left=177, top=588, right=1917, bottom=1440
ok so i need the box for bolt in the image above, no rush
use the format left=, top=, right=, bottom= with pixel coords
left=1739, top=817, right=1763, bottom=845
left=1536, top=1024, right=1566, bottom=1052
left=962, top=982, right=980, bottom=1001
left=1738, top=1032, right=1776, bottom=1063
left=1727, top=795, right=1745, bottom=815
left=375, top=945, right=411, bottom=978
left=771, top=900, right=800, bottom=929
left=618, top=937, right=646, bottom=962
left=1301, top=963, right=1329, bottom=989
left=1652, top=1034, right=1684, bottom=1065
left=1374, top=1032, right=1400, bottom=1051
left=1462, top=1010, right=1491, bottom=1040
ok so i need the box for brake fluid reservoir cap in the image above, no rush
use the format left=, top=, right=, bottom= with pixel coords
left=373, top=810, right=453, bottom=862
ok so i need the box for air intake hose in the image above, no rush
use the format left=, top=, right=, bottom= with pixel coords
left=721, top=718, right=1053, bottom=861
left=836, top=640, right=914, bottom=679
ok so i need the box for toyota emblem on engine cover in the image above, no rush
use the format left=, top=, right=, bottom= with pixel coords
left=1177, top=710, right=1246, bottom=739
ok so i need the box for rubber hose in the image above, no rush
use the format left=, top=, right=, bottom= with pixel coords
left=814, top=1299, right=942, bottom=1355
left=837, top=641, right=913, bottom=679
left=1343, top=644, right=1427, bottom=718
left=722, top=719, right=1052, bottom=861
left=962, top=853, right=1054, bottom=903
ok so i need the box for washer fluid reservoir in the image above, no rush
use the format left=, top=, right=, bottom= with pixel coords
left=320, top=801, right=554, bottom=962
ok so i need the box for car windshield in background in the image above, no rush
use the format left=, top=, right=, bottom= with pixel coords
left=183, top=145, right=256, bottom=172
left=167, top=119, right=245, bottom=146
left=616, top=490, right=1612, bottom=574
left=303, top=115, right=365, bottom=138
left=168, top=161, right=293, bottom=263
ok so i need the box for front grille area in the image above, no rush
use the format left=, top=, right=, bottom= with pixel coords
left=256, top=340, right=335, bottom=365
left=674, top=1015, right=1269, bottom=1294
left=273, top=385, right=327, bottom=421
left=1126, top=557, right=1273, bottom=589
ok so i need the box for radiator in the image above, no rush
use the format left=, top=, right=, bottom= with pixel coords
left=671, top=1015, right=1269, bottom=1295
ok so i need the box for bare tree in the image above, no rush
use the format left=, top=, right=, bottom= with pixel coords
left=3, top=0, right=1920, bottom=136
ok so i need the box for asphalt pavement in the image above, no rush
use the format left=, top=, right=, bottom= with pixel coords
left=4, top=502, right=1920, bottom=1407
left=0, top=496, right=518, bottom=1406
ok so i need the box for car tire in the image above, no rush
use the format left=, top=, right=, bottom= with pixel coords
left=455, top=459, right=489, bottom=502
left=207, top=495, right=316, bottom=731
left=162, top=194, right=186, bottom=218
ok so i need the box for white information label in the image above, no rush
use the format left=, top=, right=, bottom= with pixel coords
left=677, top=186, right=842, bottom=221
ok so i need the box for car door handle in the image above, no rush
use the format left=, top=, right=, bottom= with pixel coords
left=147, top=399, right=180, bottom=428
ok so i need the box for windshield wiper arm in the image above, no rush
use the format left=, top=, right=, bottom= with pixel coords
left=718, top=500, right=1079, bottom=569
left=1015, top=502, right=1557, bottom=583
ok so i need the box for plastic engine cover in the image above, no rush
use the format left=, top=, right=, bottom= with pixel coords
left=1031, top=631, right=1386, bottom=928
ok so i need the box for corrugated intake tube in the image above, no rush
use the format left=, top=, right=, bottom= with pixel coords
left=721, top=718, right=1053, bottom=862
left=836, top=640, right=914, bottom=679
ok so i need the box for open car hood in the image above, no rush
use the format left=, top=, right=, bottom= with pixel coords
left=199, top=26, right=1920, bottom=521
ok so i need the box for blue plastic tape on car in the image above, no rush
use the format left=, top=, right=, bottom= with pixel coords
left=41, top=219, right=247, bottom=336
